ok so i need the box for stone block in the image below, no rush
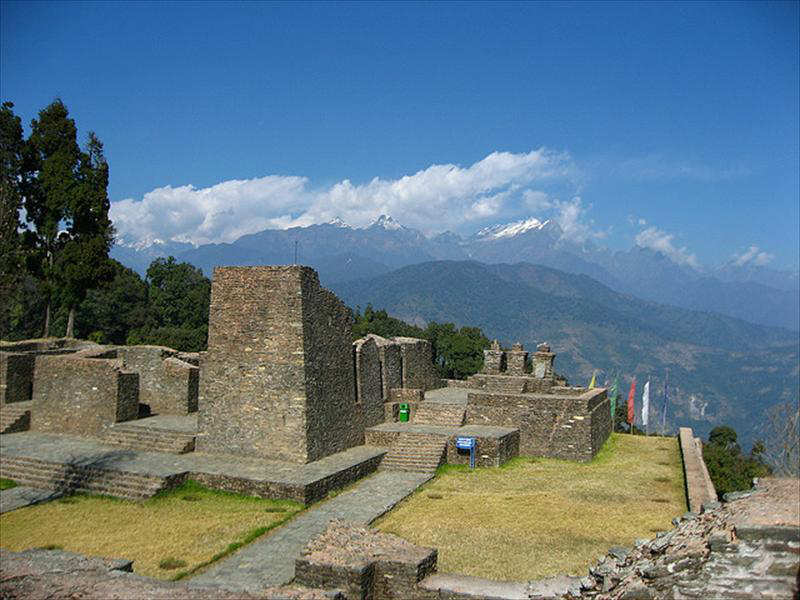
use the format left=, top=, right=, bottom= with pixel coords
left=117, top=346, right=198, bottom=415
left=197, top=266, right=362, bottom=463
left=393, top=337, right=442, bottom=391
left=296, top=521, right=437, bottom=600
left=30, top=355, right=138, bottom=436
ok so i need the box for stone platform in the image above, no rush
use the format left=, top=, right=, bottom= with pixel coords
left=0, top=431, right=387, bottom=504
left=365, top=422, right=520, bottom=468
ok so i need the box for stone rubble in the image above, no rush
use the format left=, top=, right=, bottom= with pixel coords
left=566, top=478, right=799, bottom=600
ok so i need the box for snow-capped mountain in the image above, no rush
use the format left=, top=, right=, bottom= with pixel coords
left=110, top=215, right=799, bottom=331
left=475, top=217, right=552, bottom=240
left=368, top=214, right=405, bottom=231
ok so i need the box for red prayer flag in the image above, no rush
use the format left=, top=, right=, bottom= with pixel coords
left=627, top=376, right=637, bottom=425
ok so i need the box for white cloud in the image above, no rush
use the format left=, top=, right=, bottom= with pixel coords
left=635, top=226, right=700, bottom=269
left=545, top=196, right=608, bottom=243
left=111, top=149, right=576, bottom=246
left=733, top=245, right=774, bottom=267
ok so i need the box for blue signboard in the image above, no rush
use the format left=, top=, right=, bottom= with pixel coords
left=455, top=436, right=477, bottom=468
left=456, top=436, right=476, bottom=450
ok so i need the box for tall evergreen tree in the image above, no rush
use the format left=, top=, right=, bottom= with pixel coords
left=24, top=100, right=113, bottom=337
left=0, top=102, right=28, bottom=337
left=56, top=132, right=114, bottom=336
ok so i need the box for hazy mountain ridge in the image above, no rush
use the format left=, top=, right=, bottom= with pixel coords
left=329, top=260, right=799, bottom=450
left=111, top=216, right=799, bottom=330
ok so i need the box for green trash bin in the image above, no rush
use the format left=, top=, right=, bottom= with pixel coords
left=398, top=403, right=410, bottom=422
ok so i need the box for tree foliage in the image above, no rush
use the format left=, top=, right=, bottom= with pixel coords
left=702, top=425, right=771, bottom=499
left=126, top=257, right=211, bottom=351
left=4, top=99, right=115, bottom=337
left=0, top=102, right=28, bottom=338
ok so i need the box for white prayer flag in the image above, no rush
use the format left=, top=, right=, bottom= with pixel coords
left=642, top=380, right=650, bottom=429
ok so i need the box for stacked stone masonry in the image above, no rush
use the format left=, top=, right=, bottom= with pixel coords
left=30, top=355, right=138, bottom=437
left=366, top=334, right=402, bottom=402
left=393, top=337, right=442, bottom=391
left=116, top=346, right=199, bottom=415
left=353, top=337, right=384, bottom=430
left=198, top=266, right=363, bottom=463
left=678, top=426, right=717, bottom=513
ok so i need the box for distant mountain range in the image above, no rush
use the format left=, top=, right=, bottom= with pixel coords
left=112, top=215, right=799, bottom=331
left=330, top=261, right=799, bottom=450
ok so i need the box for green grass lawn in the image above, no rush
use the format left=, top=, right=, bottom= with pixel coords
left=0, top=480, right=303, bottom=579
left=374, top=433, right=686, bottom=581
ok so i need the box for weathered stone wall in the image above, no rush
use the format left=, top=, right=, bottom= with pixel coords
left=30, top=355, right=138, bottom=436
left=0, top=352, right=35, bottom=404
left=393, top=337, right=442, bottom=391
left=679, top=426, right=718, bottom=511
left=116, top=346, right=198, bottom=415
left=367, top=334, right=402, bottom=401
left=465, top=387, right=609, bottom=461
left=354, top=338, right=384, bottom=429
left=301, top=272, right=363, bottom=460
left=198, top=266, right=362, bottom=463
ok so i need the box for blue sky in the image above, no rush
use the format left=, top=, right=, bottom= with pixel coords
left=2, top=1, right=798, bottom=269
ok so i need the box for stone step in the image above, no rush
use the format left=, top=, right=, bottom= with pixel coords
left=102, top=424, right=196, bottom=454
left=0, top=402, right=32, bottom=434
left=0, top=459, right=166, bottom=489
left=0, top=456, right=171, bottom=500
left=0, top=470, right=163, bottom=501
left=412, top=403, right=466, bottom=427
left=0, top=456, right=165, bottom=485
left=380, top=432, right=447, bottom=474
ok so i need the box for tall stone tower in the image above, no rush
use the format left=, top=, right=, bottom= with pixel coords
left=196, top=266, right=363, bottom=463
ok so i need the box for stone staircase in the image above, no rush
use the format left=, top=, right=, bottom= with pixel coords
left=379, top=433, right=447, bottom=474
left=1, top=401, right=32, bottom=434
left=103, top=422, right=196, bottom=454
left=412, top=403, right=466, bottom=427
left=0, top=455, right=178, bottom=500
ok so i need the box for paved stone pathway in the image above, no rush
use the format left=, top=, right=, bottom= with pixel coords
left=0, top=486, right=62, bottom=514
left=188, top=470, right=431, bottom=593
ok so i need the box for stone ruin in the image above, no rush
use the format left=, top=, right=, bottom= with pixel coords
left=1, top=264, right=608, bottom=501
left=0, top=340, right=199, bottom=437
left=459, top=340, right=611, bottom=461
left=3, top=264, right=795, bottom=599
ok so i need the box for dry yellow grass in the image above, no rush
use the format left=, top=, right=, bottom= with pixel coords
left=374, top=433, right=686, bottom=581
left=0, top=481, right=303, bottom=579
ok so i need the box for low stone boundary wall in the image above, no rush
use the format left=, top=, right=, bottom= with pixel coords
left=678, top=426, right=717, bottom=512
